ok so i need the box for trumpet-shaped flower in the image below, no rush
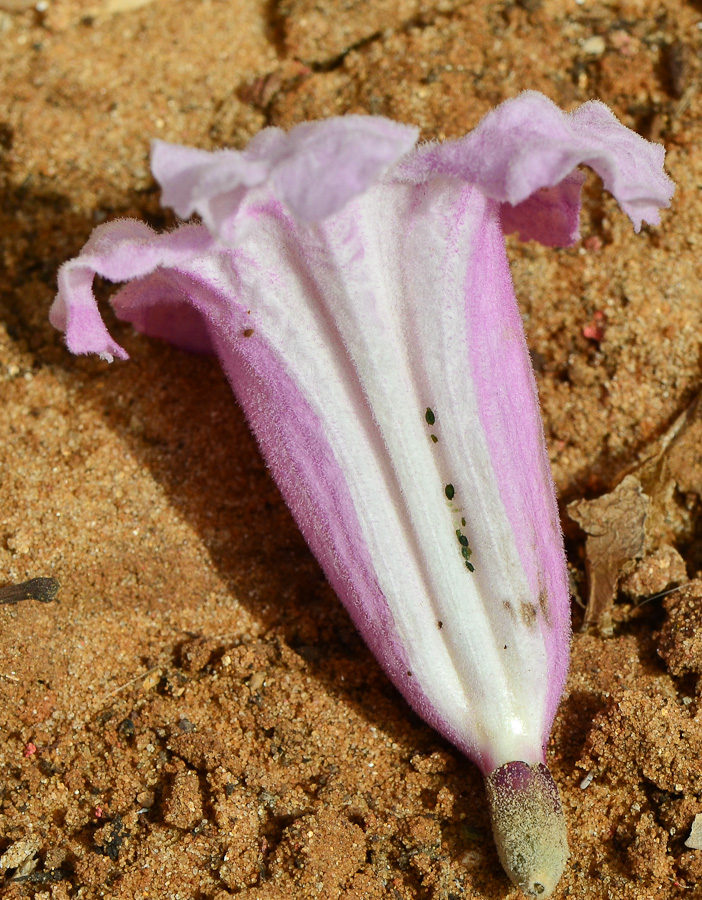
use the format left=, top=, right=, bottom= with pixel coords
left=50, top=92, right=673, bottom=895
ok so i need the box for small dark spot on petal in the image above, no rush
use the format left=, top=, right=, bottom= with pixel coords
left=520, top=601, right=537, bottom=628
left=538, top=590, right=551, bottom=625
left=445, top=484, right=455, bottom=500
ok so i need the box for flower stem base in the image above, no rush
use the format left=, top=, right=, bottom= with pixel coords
left=485, top=760, right=568, bottom=896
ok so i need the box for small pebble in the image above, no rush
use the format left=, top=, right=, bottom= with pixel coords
left=581, top=36, right=606, bottom=56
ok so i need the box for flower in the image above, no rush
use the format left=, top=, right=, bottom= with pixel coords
left=50, top=92, right=673, bottom=895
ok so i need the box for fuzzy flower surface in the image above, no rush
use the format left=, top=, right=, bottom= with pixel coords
left=51, top=92, right=673, bottom=895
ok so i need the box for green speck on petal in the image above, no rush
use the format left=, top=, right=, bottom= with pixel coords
left=445, top=484, right=455, bottom=501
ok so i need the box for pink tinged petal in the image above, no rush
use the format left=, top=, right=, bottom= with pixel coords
left=50, top=268, right=129, bottom=362
left=499, top=170, right=586, bottom=247
left=112, top=273, right=216, bottom=354
left=207, top=291, right=411, bottom=685
left=268, top=115, right=419, bottom=222
left=150, top=136, right=283, bottom=237
left=568, top=99, right=673, bottom=230
left=465, top=200, right=571, bottom=731
left=50, top=112, right=571, bottom=774
left=49, top=219, right=216, bottom=360
left=152, top=116, right=419, bottom=238
left=397, top=90, right=674, bottom=244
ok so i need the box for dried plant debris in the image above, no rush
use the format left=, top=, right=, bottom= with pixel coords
left=655, top=579, right=702, bottom=677
left=630, top=395, right=702, bottom=548
left=685, top=814, right=702, bottom=850
left=0, top=577, right=60, bottom=605
left=664, top=40, right=691, bottom=100
left=618, top=544, right=687, bottom=602
left=567, top=475, right=649, bottom=633
left=0, top=839, right=40, bottom=878
left=568, top=394, right=702, bottom=632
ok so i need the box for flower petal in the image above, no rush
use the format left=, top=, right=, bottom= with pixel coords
left=463, top=199, right=570, bottom=729
left=499, top=171, right=585, bottom=247
left=50, top=220, right=216, bottom=359
left=151, top=131, right=285, bottom=236
left=397, top=90, right=674, bottom=242
left=269, top=116, right=419, bottom=222
left=152, top=116, right=419, bottom=239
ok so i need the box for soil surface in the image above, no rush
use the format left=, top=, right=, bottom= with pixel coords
left=1, top=0, right=702, bottom=898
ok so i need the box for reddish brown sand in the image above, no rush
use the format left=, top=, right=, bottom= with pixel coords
left=1, top=0, right=702, bottom=897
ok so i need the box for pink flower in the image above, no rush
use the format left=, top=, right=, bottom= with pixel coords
left=50, top=92, right=673, bottom=895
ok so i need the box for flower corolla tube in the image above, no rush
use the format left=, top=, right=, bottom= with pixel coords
left=51, top=91, right=674, bottom=895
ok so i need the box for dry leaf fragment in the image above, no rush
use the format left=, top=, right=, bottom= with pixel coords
left=0, top=838, right=40, bottom=874
left=567, top=474, right=649, bottom=633
left=619, top=544, right=687, bottom=602
left=665, top=40, right=690, bottom=100
left=567, top=394, right=702, bottom=633
left=685, top=814, right=702, bottom=850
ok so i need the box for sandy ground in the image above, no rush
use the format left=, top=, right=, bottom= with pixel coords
left=1, top=0, right=702, bottom=897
